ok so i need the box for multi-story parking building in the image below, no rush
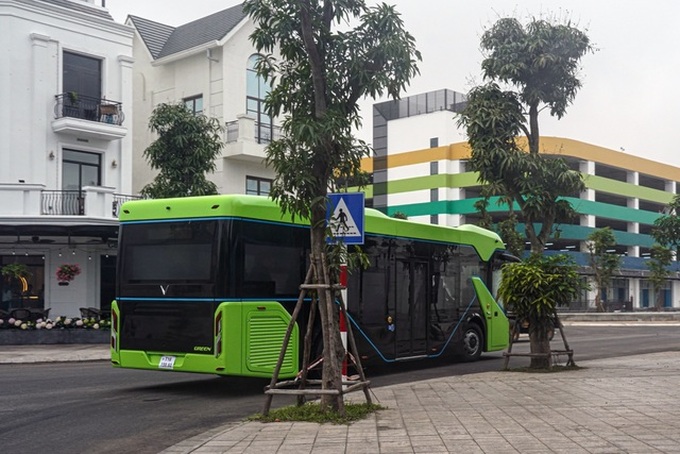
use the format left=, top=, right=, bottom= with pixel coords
left=362, top=89, right=680, bottom=310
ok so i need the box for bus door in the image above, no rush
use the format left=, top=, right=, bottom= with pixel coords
left=471, top=277, right=509, bottom=351
left=393, top=259, right=429, bottom=358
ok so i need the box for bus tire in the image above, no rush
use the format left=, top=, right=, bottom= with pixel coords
left=460, top=323, right=483, bottom=362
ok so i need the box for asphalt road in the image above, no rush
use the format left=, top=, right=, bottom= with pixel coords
left=1, top=324, right=679, bottom=454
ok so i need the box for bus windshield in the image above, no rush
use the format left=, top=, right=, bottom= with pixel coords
left=120, top=220, right=217, bottom=284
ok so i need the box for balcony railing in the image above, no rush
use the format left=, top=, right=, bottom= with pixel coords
left=41, top=190, right=84, bottom=216
left=37, top=189, right=141, bottom=217
left=112, top=193, right=143, bottom=217
left=54, top=93, right=125, bottom=126
left=225, top=118, right=282, bottom=144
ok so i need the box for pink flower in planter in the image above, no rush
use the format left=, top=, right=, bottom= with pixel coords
left=56, top=264, right=81, bottom=282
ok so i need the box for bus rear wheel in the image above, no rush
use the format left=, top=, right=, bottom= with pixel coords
left=459, top=324, right=483, bottom=362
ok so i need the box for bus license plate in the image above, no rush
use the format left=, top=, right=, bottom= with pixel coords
left=159, top=356, right=176, bottom=369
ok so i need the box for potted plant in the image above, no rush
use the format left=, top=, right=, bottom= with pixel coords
left=1, top=263, right=31, bottom=280
left=67, top=91, right=79, bottom=106
left=56, top=264, right=81, bottom=285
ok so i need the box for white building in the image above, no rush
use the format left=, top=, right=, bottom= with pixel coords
left=0, top=0, right=134, bottom=318
left=127, top=2, right=276, bottom=196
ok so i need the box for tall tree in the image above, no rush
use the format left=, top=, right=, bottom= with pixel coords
left=458, top=16, right=593, bottom=361
left=652, top=194, right=680, bottom=259
left=458, top=17, right=593, bottom=255
left=647, top=244, right=672, bottom=310
left=587, top=227, right=621, bottom=312
left=244, top=0, right=420, bottom=412
left=141, top=103, right=223, bottom=198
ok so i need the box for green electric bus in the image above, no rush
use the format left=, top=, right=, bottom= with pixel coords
left=111, top=194, right=510, bottom=378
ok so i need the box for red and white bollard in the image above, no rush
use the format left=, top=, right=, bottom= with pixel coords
left=339, top=263, right=348, bottom=385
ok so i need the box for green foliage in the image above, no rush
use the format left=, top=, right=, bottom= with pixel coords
left=1, top=263, right=31, bottom=279
left=497, top=213, right=525, bottom=258
left=141, top=103, right=223, bottom=198
left=652, top=194, right=680, bottom=257
left=244, top=0, right=420, bottom=222
left=249, top=402, right=384, bottom=425
left=647, top=244, right=673, bottom=310
left=392, top=211, right=408, bottom=220
left=480, top=17, right=592, bottom=121
left=587, top=227, right=621, bottom=312
left=458, top=15, right=592, bottom=255
left=500, top=253, right=584, bottom=368
left=499, top=254, right=582, bottom=322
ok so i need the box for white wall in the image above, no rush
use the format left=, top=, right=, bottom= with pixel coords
left=387, top=110, right=466, bottom=155
left=0, top=1, right=133, bottom=191
left=130, top=18, right=271, bottom=195
left=0, top=1, right=133, bottom=318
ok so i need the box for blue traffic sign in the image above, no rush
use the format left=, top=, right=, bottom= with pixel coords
left=326, top=192, right=365, bottom=245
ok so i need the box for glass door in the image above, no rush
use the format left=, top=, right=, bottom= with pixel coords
left=62, top=150, right=101, bottom=215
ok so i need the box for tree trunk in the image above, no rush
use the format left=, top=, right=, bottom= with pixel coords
left=528, top=320, right=551, bottom=368
left=310, top=216, right=345, bottom=413
left=594, top=290, right=604, bottom=312
left=656, top=289, right=664, bottom=312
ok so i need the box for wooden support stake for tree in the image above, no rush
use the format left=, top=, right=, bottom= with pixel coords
left=503, top=311, right=575, bottom=369
left=336, top=289, right=372, bottom=404
left=262, top=254, right=372, bottom=415
left=263, top=264, right=315, bottom=416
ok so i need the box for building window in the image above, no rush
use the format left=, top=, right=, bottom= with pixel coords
left=1, top=256, right=46, bottom=311
left=246, top=54, right=273, bottom=143
left=184, top=95, right=203, bottom=115
left=246, top=176, right=272, bottom=196
left=62, top=149, right=101, bottom=215
left=63, top=51, right=102, bottom=120
left=430, top=137, right=439, bottom=148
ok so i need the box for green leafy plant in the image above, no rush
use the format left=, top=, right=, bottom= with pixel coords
left=1, top=263, right=31, bottom=279
left=67, top=91, right=79, bottom=105
left=141, top=103, right=222, bottom=198
left=498, top=254, right=584, bottom=368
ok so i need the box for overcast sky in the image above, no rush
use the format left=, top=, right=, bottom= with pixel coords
left=105, top=0, right=680, bottom=168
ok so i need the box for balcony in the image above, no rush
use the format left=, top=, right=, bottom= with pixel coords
left=223, top=115, right=281, bottom=162
left=0, top=184, right=139, bottom=219
left=52, top=93, right=127, bottom=141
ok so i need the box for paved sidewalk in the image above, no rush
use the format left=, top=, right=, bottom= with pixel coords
left=162, top=352, right=680, bottom=454
left=0, top=343, right=109, bottom=363
left=3, top=342, right=680, bottom=453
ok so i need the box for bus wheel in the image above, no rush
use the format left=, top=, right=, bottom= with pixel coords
left=460, top=324, right=483, bottom=362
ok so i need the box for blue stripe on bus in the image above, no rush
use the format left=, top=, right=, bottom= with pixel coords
left=115, top=297, right=306, bottom=303
left=345, top=294, right=477, bottom=363
left=121, top=217, right=500, bottom=250
left=121, top=217, right=308, bottom=229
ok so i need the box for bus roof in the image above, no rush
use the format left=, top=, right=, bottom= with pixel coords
left=120, top=194, right=504, bottom=260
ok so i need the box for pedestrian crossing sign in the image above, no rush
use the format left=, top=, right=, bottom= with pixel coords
left=326, top=192, right=365, bottom=245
